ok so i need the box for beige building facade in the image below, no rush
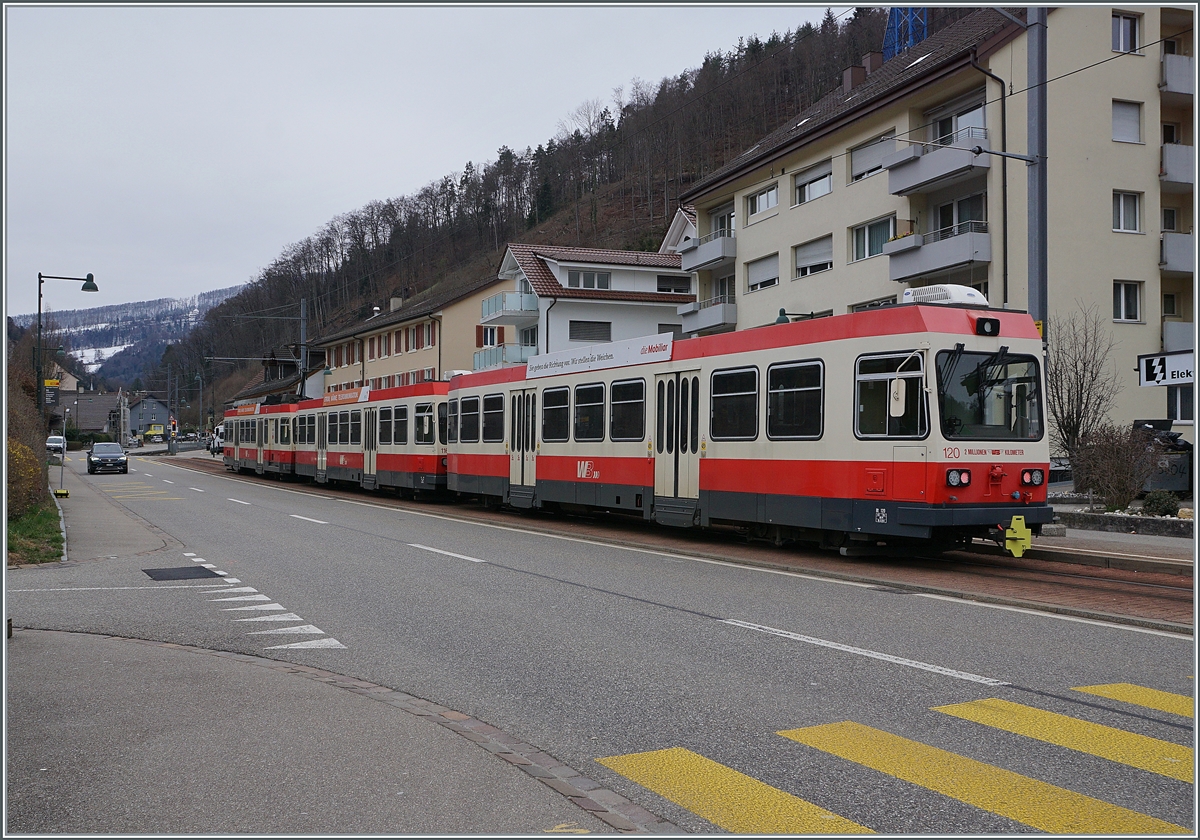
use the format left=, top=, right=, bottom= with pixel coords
left=679, top=6, right=1195, bottom=447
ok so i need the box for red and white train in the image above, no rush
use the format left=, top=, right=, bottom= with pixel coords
left=225, top=289, right=1051, bottom=556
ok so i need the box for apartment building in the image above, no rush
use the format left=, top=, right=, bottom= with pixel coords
left=316, top=274, right=504, bottom=392
left=678, top=6, right=1194, bottom=443
left=475, top=244, right=695, bottom=370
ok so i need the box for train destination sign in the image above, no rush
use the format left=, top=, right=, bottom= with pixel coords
left=526, top=333, right=673, bottom=379
left=1137, top=350, right=1194, bottom=386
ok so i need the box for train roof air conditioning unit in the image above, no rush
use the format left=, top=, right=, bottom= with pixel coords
left=902, top=284, right=989, bottom=307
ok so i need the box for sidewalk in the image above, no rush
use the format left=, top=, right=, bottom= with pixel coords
left=6, top=459, right=619, bottom=834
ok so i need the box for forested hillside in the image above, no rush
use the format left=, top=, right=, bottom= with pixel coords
left=136, top=7, right=976, bottom=406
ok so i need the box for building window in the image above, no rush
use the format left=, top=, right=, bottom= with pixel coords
left=935, top=193, right=986, bottom=237
left=381, top=332, right=390, bottom=357
left=657, top=323, right=684, bottom=339
left=519, top=326, right=538, bottom=347
left=567, top=270, right=611, bottom=289
left=568, top=320, right=611, bottom=342
left=794, top=161, right=832, bottom=205
left=850, top=132, right=895, bottom=181
left=715, top=274, right=735, bottom=300
left=481, top=326, right=499, bottom=347
left=710, top=204, right=735, bottom=237
left=1112, top=101, right=1142, bottom=143
left=746, top=184, right=778, bottom=216
left=932, top=98, right=985, bottom=144
left=1163, top=123, right=1180, bottom=145
left=1113, top=192, right=1140, bottom=232
left=1113, top=281, right=1141, bottom=321
left=1168, top=384, right=1194, bottom=423
left=852, top=216, right=894, bottom=260
left=1163, top=293, right=1178, bottom=316
left=1163, top=207, right=1178, bottom=232
left=746, top=254, right=779, bottom=292
left=1112, top=13, right=1139, bottom=53
left=794, top=235, right=833, bottom=278
left=657, top=275, right=691, bottom=293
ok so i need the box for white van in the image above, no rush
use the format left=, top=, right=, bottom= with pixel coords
left=210, top=424, right=224, bottom=455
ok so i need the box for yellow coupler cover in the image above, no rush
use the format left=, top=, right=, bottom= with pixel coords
left=1004, top=515, right=1031, bottom=557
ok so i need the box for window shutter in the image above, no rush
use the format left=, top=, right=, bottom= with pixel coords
left=497, top=326, right=505, bottom=344
left=747, top=254, right=779, bottom=286
left=430, top=321, right=437, bottom=346
left=795, top=235, right=834, bottom=272
left=851, top=134, right=895, bottom=178
left=1112, top=101, right=1141, bottom=142
left=476, top=325, right=484, bottom=348
left=798, top=159, right=833, bottom=182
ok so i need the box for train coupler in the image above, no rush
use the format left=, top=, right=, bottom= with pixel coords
left=1003, top=515, right=1032, bottom=558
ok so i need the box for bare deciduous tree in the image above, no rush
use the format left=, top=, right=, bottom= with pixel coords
left=1044, top=303, right=1124, bottom=459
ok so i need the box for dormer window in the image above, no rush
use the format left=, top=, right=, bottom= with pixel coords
left=568, top=270, right=610, bottom=289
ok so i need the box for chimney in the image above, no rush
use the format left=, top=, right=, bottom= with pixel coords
left=372, top=306, right=381, bottom=317
left=862, top=51, right=884, bottom=74
left=390, top=296, right=403, bottom=311
left=843, top=64, right=866, bottom=94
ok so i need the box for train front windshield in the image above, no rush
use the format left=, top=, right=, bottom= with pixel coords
left=936, top=348, right=1043, bottom=440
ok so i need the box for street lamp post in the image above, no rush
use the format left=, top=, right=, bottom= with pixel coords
left=37, top=272, right=98, bottom=432
left=195, top=372, right=204, bottom=444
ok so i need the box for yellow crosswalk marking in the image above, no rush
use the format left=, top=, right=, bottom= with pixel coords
left=779, top=721, right=1188, bottom=834
left=597, top=747, right=872, bottom=834
left=934, top=698, right=1193, bottom=783
left=1074, top=684, right=1195, bottom=719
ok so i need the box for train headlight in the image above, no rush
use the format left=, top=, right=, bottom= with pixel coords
left=1021, top=469, right=1044, bottom=486
left=946, top=469, right=971, bottom=487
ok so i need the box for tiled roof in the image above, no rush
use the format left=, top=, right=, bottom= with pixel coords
left=679, top=204, right=697, bottom=226
left=507, top=243, right=691, bottom=303
left=682, top=8, right=1023, bottom=200
left=316, top=273, right=502, bottom=345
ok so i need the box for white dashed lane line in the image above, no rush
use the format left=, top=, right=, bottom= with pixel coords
left=162, top=480, right=174, bottom=484
left=290, top=514, right=328, bottom=524
left=409, top=543, right=486, bottom=563
left=190, top=487, right=204, bottom=492
left=228, top=499, right=250, bottom=505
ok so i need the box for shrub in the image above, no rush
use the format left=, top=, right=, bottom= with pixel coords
left=1072, top=423, right=1158, bottom=512
left=1142, top=489, right=1181, bottom=517
left=6, top=438, right=47, bottom=521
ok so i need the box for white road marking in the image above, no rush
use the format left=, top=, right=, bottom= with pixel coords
left=722, top=619, right=1009, bottom=686
left=192, top=558, right=207, bottom=562
left=266, top=638, right=346, bottom=649
left=290, top=514, right=328, bottom=524
left=183, top=552, right=196, bottom=557
left=162, top=480, right=174, bottom=484
left=228, top=498, right=250, bottom=505
left=10, top=585, right=243, bottom=592
left=247, top=625, right=325, bottom=635
left=190, top=487, right=204, bottom=492
left=143, top=473, right=153, bottom=477
left=409, top=543, right=486, bottom=563
left=207, top=587, right=257, bottom=594
left=232, top=613, right=304, bottom=622
left=208, top=594, right=271, bottom=602
left=199, top=563, right=215, bottom=568
left=913, top=593, right=1194, bottom=640
left=221, top=603, right=286, bottom=611
left=222, top=578, right=241, bottom=583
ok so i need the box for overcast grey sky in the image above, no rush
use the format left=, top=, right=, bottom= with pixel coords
left=5, top=3, right=846, bottom=316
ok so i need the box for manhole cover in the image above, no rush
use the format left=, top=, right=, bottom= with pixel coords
left=143, top=566, right=223, bottom=581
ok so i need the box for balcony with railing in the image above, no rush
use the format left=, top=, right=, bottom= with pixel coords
left=678, top=293, right=737, bottom=335
left=473, top=343, right=536, bottom=371
left=1161, top=143, right=1194, bottom=193
left=1160, top=231, right=1194, bottom=275
left=481, top=291, right=539, bottom=324
left=1161, top=53, right=1194, bottom=102
left=679, top=228, right=736, bottom=273
left=884, top=126, right=991, bottom=196
left=885, top=220, right=991, bottom=282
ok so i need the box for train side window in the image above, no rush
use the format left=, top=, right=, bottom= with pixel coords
left=328, top=412, right=339, bottom=445
left=656, top=380, right=665, bottom=453
left=336, top=411, right=348, bottom=445
left=542, top=387, right=569, bottom=442
left=415, top=403, right=434, bottom=444
left=280, top=417, right=291, bottom=445
left=690, top=376, right=700, bottom=452
left=460, top=396, right=480, bottom=442
left=447, top=399, right=458, bottom=444
left=483, top=394, right=505, bottom=443
left=380, top=408, right=393, bottom=445
left=855, top=352, right=927, bottom=438
left=610, top=379, right=645, bottom=441
left=350, top=410, right=362, bottom=446
left=574, top=383, right=605, bottom=442
left=767, top=361, right=824, bottom=439
left=711, top=367, right=759, bottom=440
left=438, top=403, right=448, bottom=445
left=395, top=405, right=408, bottom=445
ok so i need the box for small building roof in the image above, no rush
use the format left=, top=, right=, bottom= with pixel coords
left=506, top=243, right=692, bottom=303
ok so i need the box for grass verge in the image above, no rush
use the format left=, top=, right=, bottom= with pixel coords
left=7, top=499, right=64, bottom=565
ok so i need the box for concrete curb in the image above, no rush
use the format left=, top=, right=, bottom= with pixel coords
left=51, top=489, right=68, bottom=564
left=1056, top=511, right=1194, bottom=539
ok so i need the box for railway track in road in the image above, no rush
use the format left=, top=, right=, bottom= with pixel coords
left=159, top=455, right=1194, bottom=634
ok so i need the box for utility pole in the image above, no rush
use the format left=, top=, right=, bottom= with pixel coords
left=1027, top=7, right=1049, bottom=351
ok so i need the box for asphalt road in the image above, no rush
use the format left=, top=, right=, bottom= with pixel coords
left=9, top=453, right=1195, bottom=834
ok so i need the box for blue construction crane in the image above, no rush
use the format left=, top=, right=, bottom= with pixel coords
left=883, top=8, right=928, bottom=61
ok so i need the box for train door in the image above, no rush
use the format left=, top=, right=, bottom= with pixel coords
left=508, top=388, right=537, bottom=506
left=316, top=411, right=328, bottom=482
left=363, top=407, right=378, bottom=489
left=654, top=371, right=702, bottom=525
left=893, top=445, right=927, bottom=501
